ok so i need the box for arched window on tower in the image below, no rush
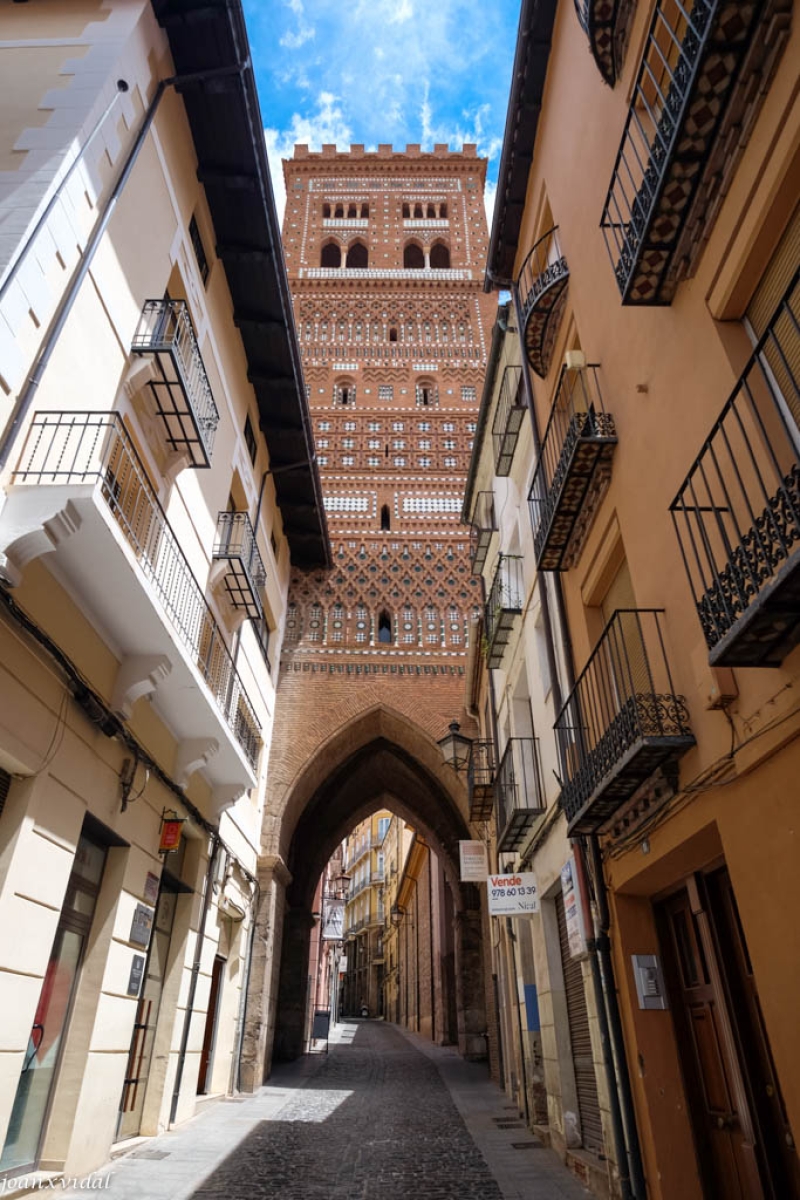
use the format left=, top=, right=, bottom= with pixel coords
left=430, top=242, right=450, bottom=269
left=440, top=202, right=448, bottom=218
left=347, top=204, right=357, bottom=218
left=346, top=241, right=368, bottom=269
left=321, top=241, right=342, bottom=268
left=414, top=203, right=423, bottom=218
left=389, top=327, right=398, bottom=342
left=403, top=243, right=424, bottom=270
left=402, top=203, right=410, bottom=218
left=378, top=610, right=392, bottom=644
left=361, top=203, right=369, bottom=218
left=380, top=504, right=391, bottom=532
left=334, top=204, right=344, bottom=218
left=323, top=203, right=331, bottom=218
left=426, top=204, right=436, bottom=218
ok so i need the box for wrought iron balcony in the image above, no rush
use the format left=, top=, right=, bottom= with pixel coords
left=574, top=0, right=635, bottom=86
left=484, top=555, right=524, bottom=669
left=467, top=740, right=496, bottom=822
left=6, top=412, right=260, bottom=777
left=495, top=738, right=546, bottom=852
left=517, top=228, right=569, bottom=378
left=492, top=366, right=526, bottom=475
left=529, top=363, right=617, bottom=571
left=555, top=610, right=694, bottom=834
left=131, top=299, right=220, bottom=467
left=213, top=512, right=266, bottom=621
left=671, top=272, right=800, bottom=667
left=600, top=0, right=789, bottom=305
left=469, top=491, right=497, bottom=575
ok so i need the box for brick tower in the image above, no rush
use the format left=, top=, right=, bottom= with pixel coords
left=277, top=142, right=495, bottom=691
left=246, top=146, right=497, bottom=1071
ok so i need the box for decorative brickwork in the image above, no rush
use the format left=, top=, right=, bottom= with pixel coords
left=279, top=146, right=495, bottom=686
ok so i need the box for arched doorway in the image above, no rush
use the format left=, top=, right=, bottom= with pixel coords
left=240, top=707, right=486, bottom=1083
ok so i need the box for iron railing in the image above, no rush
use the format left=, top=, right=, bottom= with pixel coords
left=131, top=299, right=219, bottom=466
left=213, top=512, right=267, bottom=620
left=469, top=491, right=497, bottom=575
left=491, top=366, right=526, bottom=475
left=516, top=227, right=569, bottom=377
left=12, top=412, right=260, bottom=768
left=484, top=555, right=524, bottom=668
left=600, top=0, right=768, bottom=304
left=467, top=740, right=496, bottom=822
left=495, top=737, right=546, bottom=851
left=573, top=0, right=634, bottom=85
left=528, top=363, right=617, bottom=570
left=555, top=610, right=693, bottom=833
left=671, top=271, right=800, bottom=666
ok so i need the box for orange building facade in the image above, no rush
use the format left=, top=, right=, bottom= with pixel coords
left=475, top=0, right=800, bottom=1196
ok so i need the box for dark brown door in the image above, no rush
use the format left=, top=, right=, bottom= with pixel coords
left=198, top=956, right=225, bottom=1095
left=658, top=872, right=800, bottom=1198
left=705, top=868, right=800, bottom=1199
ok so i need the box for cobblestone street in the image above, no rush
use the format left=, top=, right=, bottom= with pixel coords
left=64, top=1022, right=589, bottom=1200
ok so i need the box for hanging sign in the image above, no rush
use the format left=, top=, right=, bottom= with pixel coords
left=129, top=903, right=154, bottom=948
left=487, top=871, right=539, bottom=916
left=338, top=955, right=348, bottom=974
left=560, top=855, right=587, bottom=958
left=459, top=840, right=488, bottom=882
left=321, top=898, right=344, bottom=940
left=127, top=954, right=145, bottom=996
left=159, top=811, right=185, bottom=855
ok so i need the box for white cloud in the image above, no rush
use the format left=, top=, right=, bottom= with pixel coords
left=389, top=0, right=414, bottom=23
left=265, top=92, right=354, bottom=223
left=279, top=0, right=315, bottom=49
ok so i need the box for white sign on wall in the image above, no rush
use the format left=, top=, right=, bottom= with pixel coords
left=487, top=872, right=539, bottom=916
left=560, top=856, right=587, bottom=957
left=459, top=840, right=488, bottom=882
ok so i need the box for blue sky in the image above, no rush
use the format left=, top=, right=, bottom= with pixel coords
left=241, top=0, right=521, bottom=226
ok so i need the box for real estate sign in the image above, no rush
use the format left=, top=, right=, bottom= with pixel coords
left=487, top=872, right=539, bottom=916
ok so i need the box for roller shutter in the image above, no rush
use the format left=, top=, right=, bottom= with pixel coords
left=556, top=890, right=604, bottom=1154
left=747, top=202, right=800, bottom=428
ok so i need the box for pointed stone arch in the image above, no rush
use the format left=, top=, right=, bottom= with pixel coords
left=243, top=703, right=486, bottom=1083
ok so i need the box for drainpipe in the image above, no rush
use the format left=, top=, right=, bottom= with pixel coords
left=510, top=283, right=646, bottom=1195
left=0, top=63, right=243, bottom=471
left=587, top=835, right=648, bottom=1199
left=171, top=834, right=221, bottom=1124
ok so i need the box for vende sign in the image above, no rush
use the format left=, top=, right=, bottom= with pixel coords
left=487, top=872, right=539, bottom=916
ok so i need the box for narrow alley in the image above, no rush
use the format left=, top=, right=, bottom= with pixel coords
left=64, top=1022, right=589, bottom=1200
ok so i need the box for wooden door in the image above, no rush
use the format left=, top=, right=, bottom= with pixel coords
left=662, top=878, right=767, bottom=1195
left=198, top=956, right=225, bottom=1095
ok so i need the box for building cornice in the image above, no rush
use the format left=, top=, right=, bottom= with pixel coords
left=485, top=0, right=559, bottom=291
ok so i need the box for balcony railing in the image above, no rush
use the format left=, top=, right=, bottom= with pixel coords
left=671, top=272, right=800, bottom=667
left=495, top=738, right=545, bottom=852
left=467, top=740, right=496, bottom=822
left=131, top=299, right=219, bottom=467
left=469, top=491, right=497, bottom=576
left=484, top=555, right=524, bottom=669
left=555, top=610, right=694, bottom=834
left=491, top=366, right=526, bottom=475
left=517, top=227, right=569, bottom=378
left=529, top=363, right=617, bottom=571
left=600, top=0, right=785, bottom=305
left=574, top=0, right=635, bottom=86
left=213, top=512, right=267, bottom=621
left=12, top=412, right=260, bottom=768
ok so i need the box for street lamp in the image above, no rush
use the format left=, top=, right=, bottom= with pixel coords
left=437, top=720, right=473, bottom=772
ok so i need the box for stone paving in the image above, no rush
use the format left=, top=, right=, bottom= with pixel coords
left=60, top=1020, right=591, bottom=1200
